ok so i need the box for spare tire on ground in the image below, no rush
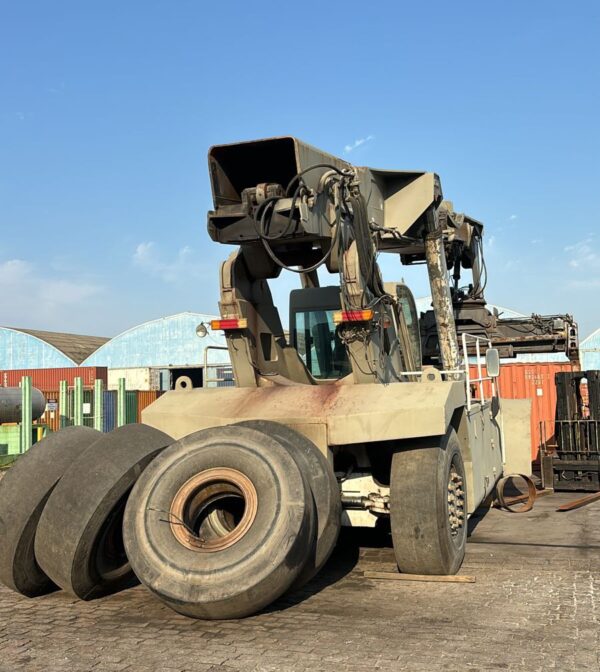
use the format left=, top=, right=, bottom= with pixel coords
left=35, top=424, right=173, bottom=600
left=0, top=426, right=101, bottom=597
left=123, top=425, right=316, bottom=620
left=235, top=419, right=340, bottom=587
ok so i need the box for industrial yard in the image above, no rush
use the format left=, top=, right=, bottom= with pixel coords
left=0, top=491, right=597, bottom=672
left=2, top=2, right=599, bottom=672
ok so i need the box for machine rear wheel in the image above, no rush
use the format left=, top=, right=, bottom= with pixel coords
left=123, top=425, right=315, bottom=619
left=390, top=429, right=467, bottom=575
left=34, top=424, right=173, bottom=600
left=0, top=426, right=101, bottom=597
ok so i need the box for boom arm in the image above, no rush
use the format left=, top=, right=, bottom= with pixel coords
left=207, top=136, right=579, bottom=388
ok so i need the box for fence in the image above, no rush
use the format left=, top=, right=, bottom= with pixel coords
left=34, top=385, right=164, bottom=432
left=0, top=376, right=164, bottom=463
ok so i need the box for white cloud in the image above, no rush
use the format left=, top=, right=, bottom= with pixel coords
left=509, top=214, right=518, bottom=221
left=344, top=135, right=374, bottom=154
left=0, top=257, right=104, bottom=330
left=564, top=238, right=600, bottom=270
left=133, top=241, right=204, bottom=284
left=563, top=237, right=600, bottom=297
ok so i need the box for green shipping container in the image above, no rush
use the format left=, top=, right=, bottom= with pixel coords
left=126, top=391, right=138, bottom=425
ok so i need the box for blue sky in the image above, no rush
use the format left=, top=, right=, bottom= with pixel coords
left=1, top=1, right=599, bottom=338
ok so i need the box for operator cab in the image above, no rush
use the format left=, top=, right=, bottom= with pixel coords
left=289, top=287, right=351, bottom=380
left=289, top=284, right=421, bottom=381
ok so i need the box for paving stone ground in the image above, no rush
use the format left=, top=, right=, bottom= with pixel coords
left=1, top=491, right=599, bottom=672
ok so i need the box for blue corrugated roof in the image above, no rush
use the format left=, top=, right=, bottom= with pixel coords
left=82, top=312, right=227, bottom=368
left=0, top=327, right=78, bottom=369
left=580, top=327, right=600, bottom=371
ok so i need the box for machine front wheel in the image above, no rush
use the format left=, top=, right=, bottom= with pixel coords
left=390, top=429, right=467, bottom=575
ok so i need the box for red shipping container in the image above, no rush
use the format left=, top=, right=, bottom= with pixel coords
left=469, top=361, right=578, bottom=462
left=0, top=367, right=107, bottom=389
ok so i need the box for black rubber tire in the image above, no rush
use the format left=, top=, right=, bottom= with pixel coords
left=390, top=429, right=467, bottom=575
left=34, top=424, right=173, bottom=600
left=0, top=426, right=101, bottom=597
left=123, top=425, right=315, bottom=619
left=235, top=420, right=340, bottom=586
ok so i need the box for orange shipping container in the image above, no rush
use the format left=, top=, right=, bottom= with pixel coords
left=34, top=390, right=61, bottom=432
left=469, top=361, right=578, bottom=461
left=136, top=390, right=164, bottom=423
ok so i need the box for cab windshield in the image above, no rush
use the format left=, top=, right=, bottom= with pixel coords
left=293, top=309, right=351, bottom=380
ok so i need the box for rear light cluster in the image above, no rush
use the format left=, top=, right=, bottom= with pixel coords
left=332, top=309, right=374, bottom=325
left=210, top=318, right=248, bottom=331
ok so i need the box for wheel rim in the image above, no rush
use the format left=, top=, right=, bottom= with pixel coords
left=169, top=468, right=258, bottom=552
left=447, top=460, right=465, bottom=538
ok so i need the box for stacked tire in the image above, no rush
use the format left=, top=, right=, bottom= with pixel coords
left=124, top=423, right=341, bottom=619
left=0, top=421, right=341, bottom=620
left=0, top=426, right=101, bottom=596
left=0, top=424, right=173, bottom=599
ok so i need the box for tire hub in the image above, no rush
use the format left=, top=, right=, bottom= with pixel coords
left=169, top=468, right=258, bottom=552
left=447, top=462, right=465, bottom=537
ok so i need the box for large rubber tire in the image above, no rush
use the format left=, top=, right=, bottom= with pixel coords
left=390, top=429, right=467, bottom=575
left=123, top=425, right=315, bottom=619
left=235, top=419, right=340, bottom=586
left=0, top=426, right=101, bottom=597
left=35, top=424, right=173, bottom=600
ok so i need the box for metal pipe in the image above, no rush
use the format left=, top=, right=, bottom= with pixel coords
left=20, top=377, right=33, bottom=453
left=340, top=494, right=367, bottom=509
left=117, top=378, right=126, bottom=427
left=59, top=380, right=68, bottom=429
left=94, top=379, right=104, bottom=432
left=74, top=377, right=83, bottom=427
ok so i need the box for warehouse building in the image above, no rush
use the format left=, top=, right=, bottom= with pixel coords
left=1, top=313, right=227, bottom=391
left=0, top=326, right=108, bottom=369
left=580, top=328, right=600, bottom=370
left=81, top=312, right=227, bottom=390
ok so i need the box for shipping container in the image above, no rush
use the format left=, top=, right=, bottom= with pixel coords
left=126, top=391, right=138, bottom=425
left=136, top=391, right=164, bottom=422
left=107, top=367, right=160, bottom=391
left=35, top=390, right=61, bottom=432
left=470, top=361, right=578, bottom=461
left=103, top=390, right=117, bottom=433
left=0, top=367, right=107, bottom=389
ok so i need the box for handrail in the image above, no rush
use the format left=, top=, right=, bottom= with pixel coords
left=202, top=346, right=233, bottom=387
left=460, top=333, right=497, bottom=411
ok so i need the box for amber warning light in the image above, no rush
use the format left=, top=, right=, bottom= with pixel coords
left=210, top=318, right=248, bottom=331
left=332, top=309, right=374, bottom=325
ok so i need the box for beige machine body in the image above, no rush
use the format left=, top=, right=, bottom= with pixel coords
left=141, top=136, right=546, bottom=527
